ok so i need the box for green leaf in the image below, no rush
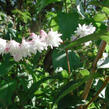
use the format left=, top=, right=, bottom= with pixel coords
left=95, top=79, right=103, bottom=91
left=46, top=12, right=59, bottom=31
left=0, top=55, right=15, bottom=76
left=105, top=84, right=109, bottom=106
left=90, top=0, right=100, bottom=6
left=58, top=94, right=82, bottom=109
left=76, top=0, right=85, bottom=18
left=23, top=76, right=59, bottom=103
left=80, top=69, right=90, bottom=77
left=12, top=9, right=31, bottom=23
left=61, top=70, right=69, bottom=79
left=64, top=30, right=109, bottom=50
left=91, top=0, right=109, bottom=7
left=8, top=28, right=16, bottom=38
left=57, top=11, right=79, bottom=40
left=52, top=49, right=82, bottom=71
left=37, top=0, right=61, bottom=12
left=100, top=0, right=109, bottom=7
left=94, top=13, right=107, bottom=22
left=53, top=73, right=101, bottom=107
left=102, top=7, right=109, bottom=15
left=0, top=81, right=16, bottom=106
left=32, top=52, right=41, bottom=66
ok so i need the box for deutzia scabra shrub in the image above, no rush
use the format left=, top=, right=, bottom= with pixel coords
left=0, top=1, right=109, bottom=109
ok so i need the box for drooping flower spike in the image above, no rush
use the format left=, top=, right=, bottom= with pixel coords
left=75, top=23, right=96, bottom=37
left=72, top=23, right=96, bottom=46
left=0, top=29, right=63, bottom=61
left=0, top=24, right=96, bottom=62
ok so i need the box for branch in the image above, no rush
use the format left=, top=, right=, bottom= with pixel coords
left=82, top=40, right=106, bottom=100
left=65, top=49, right=71, bottom=73
left=77, top=41, right=106, bottom=109
left=84, top=76, right=109, bottom=109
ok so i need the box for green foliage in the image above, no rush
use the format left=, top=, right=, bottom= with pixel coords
left=0, top=0, right=109, bottom=109
left=102, top=7, right=109, bottom=15
left=37, top=0, right=61, bottom=13
left=0, top=55, right=15, bottom=76
left=76, top=0, right=85, bottom=18
left=100, top=0, right=109, bottom=7
left=53, top=73, right=101, bottom=107
left=94, top=13, right=107, bottom=22
left=57, top=11, right=79, bottom=40
left=52, top=49, right=82, bottom=71
left=58, top=94, right=82, bottom=109
left=80, top=69, right=90, bottom=77
left=0, top=81, right=16, bottom=107
left=64, top=30, right=109, bottom=49
left=12, top=9, right=31, bottom=23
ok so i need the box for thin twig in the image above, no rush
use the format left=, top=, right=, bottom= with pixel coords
left=82, top=41, right=106, bottom=100
left=77, top=41, right=106, bottom=109
left=84, top=76, right=109, bottom=109
left=78, top=8, right=109, bottom=109
left=65, top=49, right=71, bottom=73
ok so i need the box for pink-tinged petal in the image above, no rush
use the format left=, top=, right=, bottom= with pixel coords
left=40, top=30, right=47, bottom=37
left=40, top=30, right=48, bottom=42
left=5, top=47, right=10, bottom=52
left=30, top=33, right=36, bottom=37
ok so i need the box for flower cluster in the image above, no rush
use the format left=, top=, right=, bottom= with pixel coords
left=72, top=23, right=96, bottom=46
left=0, top=29, right=62, bottom=61
left=75, top=23, right=96, bottom=37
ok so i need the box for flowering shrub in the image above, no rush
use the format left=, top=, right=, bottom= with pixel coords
left=0, top=0, right=109, bottom=109
left=0, top=29, right=62, bottom=61
left=0, top=23, right=96, bottom=62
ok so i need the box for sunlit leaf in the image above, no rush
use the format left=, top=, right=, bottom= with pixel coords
left=53, top=73, right=102, bottom=107
left=64, top=30, right=109, bottom=50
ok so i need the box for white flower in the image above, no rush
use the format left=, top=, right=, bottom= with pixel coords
left=7, top=40, right=20, bottom=56
left=40, top=30, right=48, bottom=41
left=29, top=33, right=37, bottom=39
left=27, top=74, right=33, bottom=88
left=55, top=67, right=63, bottom=73
left=71, top=35, right=78, bottom=41
left=31, top=36, right=47, bottom=52
left=13, top=54, right=23, bottom=62
left=97, top=53, right=109, bottom=68
left=75, top=24, right=96, bottom=37
left=6, top=40, right=22, bottom=61
left=20, top=39, right=31, bottom=57
left=84, top=41, right=92, bottom=46
left=0, top=29, right=63, bottom=61
left=0, top=38, right=6, bottom=54
left=46, top=29, right=63, bottom=48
